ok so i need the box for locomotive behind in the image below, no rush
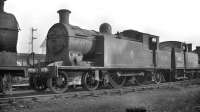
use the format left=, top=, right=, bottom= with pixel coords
left=28, top=9, right=200, bottom=93
left=0, top=0, right=26, bottom=93
left=0, top=0, right=18, bottom=65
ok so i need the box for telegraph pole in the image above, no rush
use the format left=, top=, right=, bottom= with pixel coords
left=31, top=27, right=37, bottom=53
left=31, top=27, right=37, bottom=67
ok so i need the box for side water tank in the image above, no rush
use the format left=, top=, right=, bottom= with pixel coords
left=0, top=0, right=18, bottom=52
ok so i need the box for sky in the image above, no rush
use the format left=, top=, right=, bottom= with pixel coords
left=4, top=0, right=200, bottom=53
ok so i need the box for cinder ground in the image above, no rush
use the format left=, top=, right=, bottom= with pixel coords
left=1, top=85, right=200, bottom=112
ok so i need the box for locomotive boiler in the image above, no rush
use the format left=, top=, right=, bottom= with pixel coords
left=46, top=9, right=98, bottom=66
left=29, top=9, right=200, bottom=93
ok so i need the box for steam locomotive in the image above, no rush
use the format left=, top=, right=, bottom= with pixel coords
left=28, top=9, right=200, bottom=93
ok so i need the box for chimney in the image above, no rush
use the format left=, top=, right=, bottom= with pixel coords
left=57, top=9, right=71, bottom=24
left=0, top=0, right=6, bottom=12
left=99, top=23, right=112, bottom=34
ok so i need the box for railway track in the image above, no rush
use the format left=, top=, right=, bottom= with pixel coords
left=0, top=79, right=200, bottom=106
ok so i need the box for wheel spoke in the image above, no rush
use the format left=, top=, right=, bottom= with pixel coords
left=48, top=71, right=68, bottom=93
left=82, top=71, right=99, bottom=91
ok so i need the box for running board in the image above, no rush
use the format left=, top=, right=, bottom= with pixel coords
left=117, top=72, right=144, bottom=77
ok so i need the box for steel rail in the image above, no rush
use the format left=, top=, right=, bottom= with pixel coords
left=0, top=79, right=200, bottom=106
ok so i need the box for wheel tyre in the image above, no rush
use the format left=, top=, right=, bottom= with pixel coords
left=81, top=72, right=100, bottom=91
left=47, top=71, right=68, bottom=94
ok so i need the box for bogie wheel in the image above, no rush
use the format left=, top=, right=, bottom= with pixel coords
left=108, top=72, right=126, bottom=88
left=152, top=71, right=165, bottom=84
left=47, top=71, right=68, bottom=94
left=81, top=71, right=100, bottom=91
left=29, top=75, right=47, bottom=92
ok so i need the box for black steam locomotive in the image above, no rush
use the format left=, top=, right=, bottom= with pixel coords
left=28, top=9, right=200, bottom=93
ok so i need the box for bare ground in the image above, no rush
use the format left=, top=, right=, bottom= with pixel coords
left=1, top=85, right=200, bottom=112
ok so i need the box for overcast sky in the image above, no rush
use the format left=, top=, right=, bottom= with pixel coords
left=4, top=0, right=200, bottom=53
